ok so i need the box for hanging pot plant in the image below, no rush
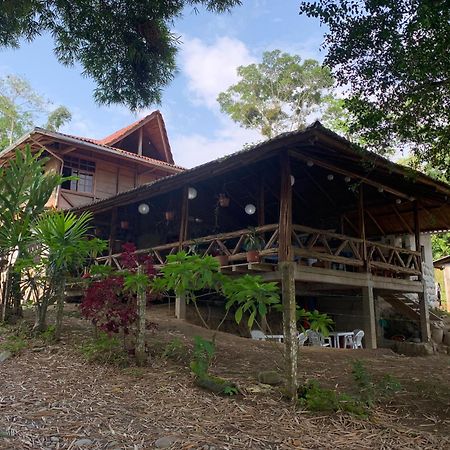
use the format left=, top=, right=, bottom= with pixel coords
left=218, top=193, right=230, bottom=207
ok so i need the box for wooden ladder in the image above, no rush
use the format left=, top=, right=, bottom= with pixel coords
left=380, top=293, right=442, bottom=323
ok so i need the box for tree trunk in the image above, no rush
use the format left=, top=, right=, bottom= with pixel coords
left=54, top=278, right=66, bottom=341
left=34, top=301, right=48, bottom=333
left=1, top=266, right=11, bottom=323
left=135, top=266, right=147, bottom=366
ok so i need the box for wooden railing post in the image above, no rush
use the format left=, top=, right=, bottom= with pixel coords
left=179, top=186, right=189, bottom=251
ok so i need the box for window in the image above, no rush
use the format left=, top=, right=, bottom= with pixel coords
left=61, top=156, right=96, bottom=193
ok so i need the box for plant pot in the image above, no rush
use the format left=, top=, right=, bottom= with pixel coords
left=218, top=194, right=230, bottom=207
left=246, top=250, right=260, bottom=263
left=215, top=255, right=229, bottom=266
left=120, top=220, right=129, bottom=229
left=164, top=211, right=175, bottom=221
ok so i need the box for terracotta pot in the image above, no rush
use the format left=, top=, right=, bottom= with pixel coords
left=215, top=255, right=229, bottom=266
left=218, top=194, right=230, bottom=207
left=246, top=250, right=260, bottom=263
left=165, top=211, right=175, bottom=221
left=120, top=220, right=129, bottom=229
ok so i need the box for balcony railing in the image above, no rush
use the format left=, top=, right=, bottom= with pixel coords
left=95, top=223, right=422, bottom=279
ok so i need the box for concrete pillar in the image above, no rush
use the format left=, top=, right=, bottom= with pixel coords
left=374, top=294, right=384, bottom=348
left=280, top=261, right=298, bottom=401
left=361, top=284, right=377, bottom=349
left=443, top=264, right=450, bottom=313
left=175, top=294, right=186, bottom=319
left=419, top=289, right=431, bottom=342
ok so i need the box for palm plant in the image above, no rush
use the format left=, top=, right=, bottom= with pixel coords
left=32, top=211, right=106, bottom=337
left=0, top=147, right=63, bottom=321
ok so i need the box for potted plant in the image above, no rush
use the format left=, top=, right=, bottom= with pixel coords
left=211, top=242, right=229, bottom=266
left=244, top=227, right=264, bottom=263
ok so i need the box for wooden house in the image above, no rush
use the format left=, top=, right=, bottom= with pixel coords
left=72, top=122, right=450, bottom=348
left=0, top=111, right=183, bottom=209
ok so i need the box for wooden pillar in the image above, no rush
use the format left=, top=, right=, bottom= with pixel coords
left=175, top=294, right=186, bottom=320
left=358, top=184, right=367, bottom=267
left=280, top=261, right=298, bottom=400
left=179, top=187, right=189, bottom=250
left=374, top=295, right=384, bottom=348
left=138, top=128, right=143, bottom=156
left=413, top=201, right=421, bottom=253
left=361, top=282, right=377, bottom=349
left=257, top=176, right=268, bottom=331
left=108, top=208, right=118, bottom=260
left=135, top=265, right=147, bottom=366
left=278, top=151, right=297, bottom=400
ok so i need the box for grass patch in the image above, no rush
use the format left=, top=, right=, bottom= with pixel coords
left=79, top=332, right=130, bottom=367
left=0, top=334, right=28, bottom=355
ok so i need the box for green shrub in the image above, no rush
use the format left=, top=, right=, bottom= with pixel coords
left=0, top=335, right=28, bottom=355
left=161, top=337, right=185, bottom=360
left=40, top=325, right=56, bottom=343
left=79, top=333, right=130, bottom=367
left=351, top=360, right=375, bottom=405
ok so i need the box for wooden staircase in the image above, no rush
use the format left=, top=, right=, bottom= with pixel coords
left=380, top=293, right=442, bottom=323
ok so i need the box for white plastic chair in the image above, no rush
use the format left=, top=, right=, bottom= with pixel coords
left=353, top=330, right=364, bottom=349
left=298, top=332, right=308, bottom=346
left=250, top=330, right=266, bottom=341
left=307, top=330, right=330, bottom=347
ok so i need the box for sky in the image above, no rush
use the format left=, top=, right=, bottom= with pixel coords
left=0, top=1, right=327, bottom=168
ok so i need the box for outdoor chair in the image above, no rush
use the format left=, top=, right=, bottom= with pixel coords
left=344, top=329, right=364, bottom=349
left=298, top=332, right=308, bottom=346
left=306, top=330, right=330, bottom=347
left=250, top=330, right=267, bottom=341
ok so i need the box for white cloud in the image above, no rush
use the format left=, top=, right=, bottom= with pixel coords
left=171, top=118, right=262, bottom=168
left=181, top=36, right=255, bottom=109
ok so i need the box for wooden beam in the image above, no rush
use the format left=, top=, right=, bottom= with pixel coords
left=300, top=167, right=336, bottom=207
left=391, top=205, right=413, bottom=234
left=366, top=210, right=385, bottom=235
left=413, top=201, right=421, bottom=252
left=257, top=176, right=265, bottom=227
left=278, top=151, right=293, bottom=262
left=59, top=146, right=78, bottom=155
left=289, top=150, right=411, bottom=200
left=358, top=184, right=367, bottom=264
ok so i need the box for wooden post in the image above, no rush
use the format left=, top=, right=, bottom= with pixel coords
left=138, top=127, right=143, bottom=156
left=358, top=184, right=367, bottom=267
left=443, top=264, right=450, bottom=313
left=257, top=176, right=268, bottom=331
left=135, top=265, right=147, bottom=366
left=108, top=208, right=118, bottom=262
left=179, top=187, right=189, bottom=250
left=361, top=283, right=377, bottom=349
left=175, top=294, right=187, bottom=320
left=413, top=201, right=421, bottom=254
left=278, top=151, right=297, bottom=401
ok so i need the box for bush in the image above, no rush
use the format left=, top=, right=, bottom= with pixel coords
left=0, top=335, right=28, bottom=355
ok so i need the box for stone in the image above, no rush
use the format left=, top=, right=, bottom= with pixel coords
left=50, top=437, right=59, bottom=442
left=443, top=331, right=450, bottom=346
left=392, top=341, right=435, bottom=357
left=257, top=371, right=284, bottom=386
left=0, top=351, right=11, bottom=363
left=32, top=347, right=45, bottom=353
left=74, top=438, right=93, bottom=447
left=154, top=436, right=178, bottom=448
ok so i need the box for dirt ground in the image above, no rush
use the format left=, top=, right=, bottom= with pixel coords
left=0, top=304, right=449, bottom=450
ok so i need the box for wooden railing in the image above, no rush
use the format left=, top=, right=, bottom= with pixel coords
left=95, top=223, right=422, bottom=279
left=96, top=224, right=279, bottom=269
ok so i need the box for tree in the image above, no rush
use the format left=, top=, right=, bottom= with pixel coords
left=217, top=50, right=335, bottom=138
left=299, top=1, right=450, bottom=173
left=0, top=75, right=72, bottom=149
left=32, top=211, right=106, bottom=337
left=0, top=1, right=242, bottom=110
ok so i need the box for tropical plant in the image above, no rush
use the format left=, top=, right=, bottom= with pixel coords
left=0, top=1, right=241, bottom=109
left=31, top=211, right=106, bottom=338
left=217, top=50, right=337, bottom=138
left=0, top=147, right=64, bottom=322
left=299, top=309, right=334, bottom=337
left=223, top=275, right=280, bottom=328
left=243, top=227, right=264, bottom=251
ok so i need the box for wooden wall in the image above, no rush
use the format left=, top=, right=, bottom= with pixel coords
left=44, top=150, right=164, bottom=210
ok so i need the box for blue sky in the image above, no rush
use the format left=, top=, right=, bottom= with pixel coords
left=0, top=1, right=326, bottom=168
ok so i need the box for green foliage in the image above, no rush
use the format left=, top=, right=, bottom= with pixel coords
left=0, top=334, right=28, bottom=355
left=243, top=227, right=264, bottom=251
left=0, top=2, right=241, bottom=110
left=190, top=335, right=215, bottom=379
left=123, top=272, right=150, bottom=295
left=431, top=234, right=450, bottom=260
left=161, top=337, right=185, bottom=360
left=298, top=380, right=368, bottom=417
left=40, top=325, right=56, bottom=343
left=299, top=1, right=450, bottom=175
left=0, top=74, right=71, bottom=149
left=89, top=265, right=115, bottom=278
left=223, top=275, right=280, bottom=328
left=303, top=310, right=334, bottom=337
left=153, top=251, right=224, bottom=300
left=79, top=333, right=130, bottom=367
left=217, top=50, right=336, bottom=138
